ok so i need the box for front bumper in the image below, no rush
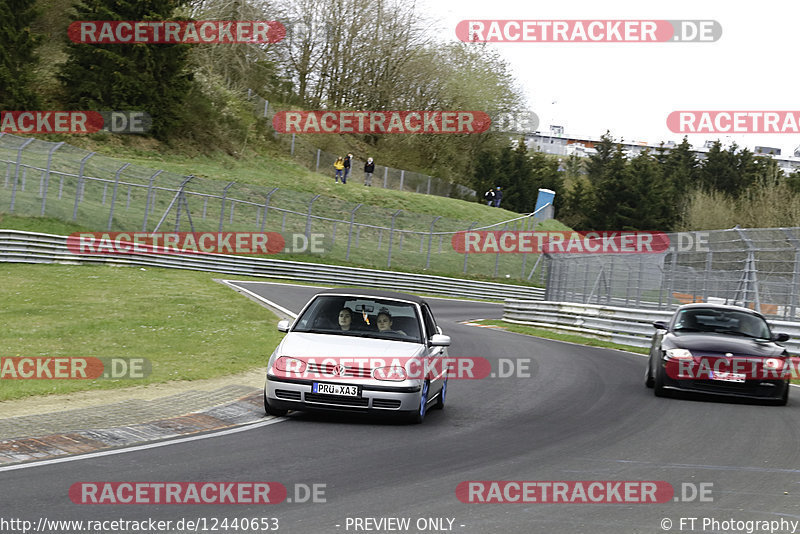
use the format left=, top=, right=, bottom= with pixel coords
left=266, top=374, right=423, bottom=413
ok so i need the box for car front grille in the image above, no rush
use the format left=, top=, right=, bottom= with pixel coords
left=275, top=389, right=302, bottom=400
left=306, top=362, right=374, bottom=379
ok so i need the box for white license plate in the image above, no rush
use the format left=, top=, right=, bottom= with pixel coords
left=313, top=382, right=359, bottom=396
left=710, top=371, right=746, bottom=383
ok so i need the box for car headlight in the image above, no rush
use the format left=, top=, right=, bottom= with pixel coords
left=763, top=358, right=784, bottom=371
left=373, top=366, right=407, bottom=381
left=274, top=356, right=306, bottom=373
left=665, top=348, right=693, bottom=360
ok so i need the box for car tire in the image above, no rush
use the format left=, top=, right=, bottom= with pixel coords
left=434, top=377, right=447, bottom=410
left=653, top=362, right=668, bottom=397
left=645, top=360, right=654, bottom=388
left=769, top=385, right=789, bottom=406
left=409, top=380, right=430, bottom=424
left=264, top=390, right=288, bottom=417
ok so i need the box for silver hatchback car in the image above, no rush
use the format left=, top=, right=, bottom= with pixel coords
left=264, top=288, right=451, bottom=423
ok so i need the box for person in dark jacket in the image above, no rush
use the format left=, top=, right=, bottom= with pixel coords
left=484, top=189, right=495, bottom=206
left=493, top=186, right=503, bottom=207
left=343, top=153, right=352, bottom=183
left=364, top=157, right=375, bottom=186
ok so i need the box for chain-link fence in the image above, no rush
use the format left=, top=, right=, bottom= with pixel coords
left=245, top=91, right=477, bottom=200
left=0, top=132, right=544, bottom=280
left=543, top=228, right=800, bottom=319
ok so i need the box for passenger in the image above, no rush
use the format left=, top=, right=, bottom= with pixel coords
left=338, top=307, right=353, bottom=331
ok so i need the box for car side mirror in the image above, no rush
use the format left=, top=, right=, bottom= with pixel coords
left=430, top=334, right=450, bottom=347
left=772, top=332, right=790, bottom=342
left=652, top=321, right=668, bottom=330
left=277, top=319, right=290, bottom=332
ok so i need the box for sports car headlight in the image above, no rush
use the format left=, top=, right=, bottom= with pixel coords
left=665, top=348, right=693, bottom=360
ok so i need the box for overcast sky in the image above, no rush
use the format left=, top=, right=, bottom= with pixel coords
left=416, top=0, right=800, bottom=155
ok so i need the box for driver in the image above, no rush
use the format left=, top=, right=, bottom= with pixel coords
left=376, top=309, right=406, bottom=335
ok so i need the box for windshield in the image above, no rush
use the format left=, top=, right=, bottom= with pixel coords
left=292, top=295, right=423, bottom=343
left=673, top=308, right=771, bottom=339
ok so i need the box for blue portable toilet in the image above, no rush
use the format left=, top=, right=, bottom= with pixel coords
left=534, top=188, right=556, bottom=219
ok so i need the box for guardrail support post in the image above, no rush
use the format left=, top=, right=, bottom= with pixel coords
left=9, top=138, right=34, bottom=212
left=141, top=170, right=163, bottom=231
left=387, top=209, right=403, bottom=268
left=106, top=162, right=131, bottom=230
left=305, top=194, right=321, bottom=239
left=39, top=142, right=63, bottom=216
left=346, top=203, right=362, bottom=261
left=219, top=181, right=236, bottom=232
left=260, top=187, right=279, bottom=232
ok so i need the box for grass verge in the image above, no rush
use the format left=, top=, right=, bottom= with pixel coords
left=0, top=263, right=283, bottom=401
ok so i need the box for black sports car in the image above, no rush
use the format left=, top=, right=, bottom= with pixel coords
left=645, top=303, right=793, bottom=405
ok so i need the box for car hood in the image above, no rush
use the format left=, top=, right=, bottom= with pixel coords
left=277, top=332, right=424, bottom=360
left=663, top=333, right=785, bottom=357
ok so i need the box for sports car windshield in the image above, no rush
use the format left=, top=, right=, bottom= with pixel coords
left=292, top=295, right=423, bottom=343
left=673, top=308, right=771, bottom=339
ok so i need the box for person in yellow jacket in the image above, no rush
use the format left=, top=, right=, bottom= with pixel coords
left=333, top=157, right=345, bottom=183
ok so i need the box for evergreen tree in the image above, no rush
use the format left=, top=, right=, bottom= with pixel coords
left=58, top=0, right=192, bottom=139
left=0, top=0, right=42, bottom=109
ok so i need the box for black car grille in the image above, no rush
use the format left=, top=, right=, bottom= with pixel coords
left=304, top=393, right=369, bottom=407
left=275, top=389, right=302, bottom=400
left=372, top=399, right=402, bottom=409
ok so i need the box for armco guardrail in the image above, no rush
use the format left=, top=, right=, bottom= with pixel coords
left=0, top=230, right=544, bottom=302
left=504, top=300, right=800, bottom=355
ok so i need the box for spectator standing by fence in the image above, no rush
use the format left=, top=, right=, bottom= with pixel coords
left=484, top=188, right=495, bottom=206
left=333, top=157, right=345, bottom=183
left=343, top=153, right=352, bottom=183
left=364, top=157, right=375, bottom=186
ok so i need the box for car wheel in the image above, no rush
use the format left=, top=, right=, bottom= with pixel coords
left=434, top=376, right=447, bottom=410
left=770, top=385, right=789, bottom=406
left=645, top=359, right=654, bottom=388
left=409, top=380, right=430, bottom=424
left=653, top=362, right=668, bottom=398
left=264, top=390, right=288, bottom=417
